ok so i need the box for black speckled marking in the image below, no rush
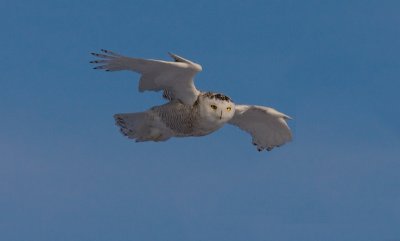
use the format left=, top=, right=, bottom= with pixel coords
left=202, top=92, right=232, bottom=102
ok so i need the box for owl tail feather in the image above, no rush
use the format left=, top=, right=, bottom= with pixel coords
left=114, top=112, right=170, bottom=142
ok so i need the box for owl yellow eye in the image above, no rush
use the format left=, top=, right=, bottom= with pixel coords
left=210, top=104, right=217, bottom=110
left=226, top=106, right=232, bottom=111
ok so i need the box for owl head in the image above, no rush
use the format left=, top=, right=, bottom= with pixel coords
left=197, top=92, right=235, bottom=123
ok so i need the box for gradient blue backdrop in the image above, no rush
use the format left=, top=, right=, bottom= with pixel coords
left=1, top=0, right=399, bottom=241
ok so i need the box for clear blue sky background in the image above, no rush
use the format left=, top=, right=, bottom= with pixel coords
left=1, top=0, right=399, bottom=241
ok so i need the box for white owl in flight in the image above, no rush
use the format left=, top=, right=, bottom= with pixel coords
left=91, top=49, right=292, bottom=152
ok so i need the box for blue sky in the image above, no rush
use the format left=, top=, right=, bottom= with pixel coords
left=1, top=0, right=399, bottom=240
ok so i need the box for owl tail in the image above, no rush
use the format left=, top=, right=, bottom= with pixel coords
left=114, top=112, right=170, bottom=142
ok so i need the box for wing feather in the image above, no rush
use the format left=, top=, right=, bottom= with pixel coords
left=90, top=49, right=202, bottom=104
left=228, top=105, right=292, bottom=152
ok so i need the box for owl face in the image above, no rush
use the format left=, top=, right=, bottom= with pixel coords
left=198, top=93, right=235, bottom=123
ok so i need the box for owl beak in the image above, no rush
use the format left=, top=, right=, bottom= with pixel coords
left=219, top=111, right=223, bottom=119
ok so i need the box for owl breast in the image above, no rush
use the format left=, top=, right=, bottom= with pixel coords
left=150, top=100, right=226, bottom=137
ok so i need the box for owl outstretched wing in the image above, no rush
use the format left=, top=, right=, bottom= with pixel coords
left=228, top=105, right=292, bottom=152
left=90, top=49, right=202, bottom=105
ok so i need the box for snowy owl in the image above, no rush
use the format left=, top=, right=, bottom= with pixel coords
left=90, top=49, right=292, bottom=152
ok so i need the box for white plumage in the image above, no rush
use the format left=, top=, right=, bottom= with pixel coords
left=91, top=49, right=292, bottom=152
